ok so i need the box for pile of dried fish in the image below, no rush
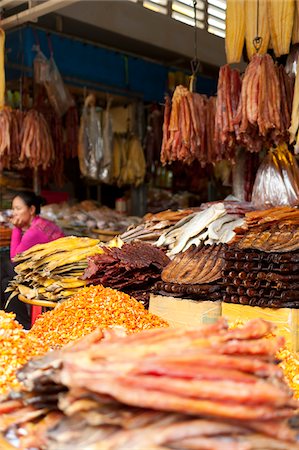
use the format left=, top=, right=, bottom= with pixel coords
left=232, top=206, right=299, bottom=252
left=222, top=247, right=299, bottom=308
left=6, top=237, right=104, bottom=308
left=82, top=242, right=170, bottom=306
left=156, top=203, right=244, bottom=257
left=155, top=244, right=225, bottom=299
left=120, top=209, right=193, bottom=244
left=162, top=243, right=225, bottom=285
left=1, top=319, right=299, bottom=449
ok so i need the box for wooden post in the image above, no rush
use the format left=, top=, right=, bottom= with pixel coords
left=33, top=167, right=41, bottom=195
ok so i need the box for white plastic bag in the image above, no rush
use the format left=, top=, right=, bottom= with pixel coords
left=252, top=144, right=299, bottom=208
left=78, top=94, right=104, bottom=181
left=44, top=56, right=74, bottom=116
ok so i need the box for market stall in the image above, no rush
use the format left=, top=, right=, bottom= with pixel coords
left=1, top=0, right=299, bottom=448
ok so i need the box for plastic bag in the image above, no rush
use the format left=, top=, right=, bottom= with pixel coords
left=33, top=46, right=50, bottom=84
left=78, top=94, right=104, bottom=181
left=44, top=57, right=74, bottom=116
left=252, top=144, right=299, bottom=208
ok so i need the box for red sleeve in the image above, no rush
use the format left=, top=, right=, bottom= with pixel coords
left=10, top=226, right=46, bottom=260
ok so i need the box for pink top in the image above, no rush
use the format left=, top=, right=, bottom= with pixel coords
left=10, top=216, right=65, bottom=260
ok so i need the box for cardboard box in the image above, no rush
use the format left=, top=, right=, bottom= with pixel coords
left=222, top=303, right=299, bottom=351
left=149, top=294, right=222, bottom=328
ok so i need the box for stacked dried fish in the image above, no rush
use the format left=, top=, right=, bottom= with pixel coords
left=120, top=209, right=193, bottom=244
left=161, top=86, right=220, bottom=166
left=156, top=203, right=244, bottom=257
left=156, top=244, right=224, bottom=299
left=1, top=319, right=299, bottom=449
left=82, top=242, right=170, bottom=306
left=222, top=247, right=299, bottom=308
left=162, top=244, right=224, bottom=285
left=232, top=206, right=299, bottom=252
left=6, top=237, right=104, bottom=308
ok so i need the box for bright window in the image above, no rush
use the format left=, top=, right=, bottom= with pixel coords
left=141, top=0, right=227, bottom=38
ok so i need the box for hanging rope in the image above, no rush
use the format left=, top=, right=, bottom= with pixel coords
left=253, top=0, right=263, bottom=53
left=189, top=0, right=201, bottom=92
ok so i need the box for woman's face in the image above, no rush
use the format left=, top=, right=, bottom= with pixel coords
left=11, top=196, right=35, bottom=229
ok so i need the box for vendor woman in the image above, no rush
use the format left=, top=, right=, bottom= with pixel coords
left=5, top=191, right=64, bottom=329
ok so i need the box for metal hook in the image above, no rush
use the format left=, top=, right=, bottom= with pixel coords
left=253, top=36, right=263, bottom=53
left=191, top=58, right=201, bottom=76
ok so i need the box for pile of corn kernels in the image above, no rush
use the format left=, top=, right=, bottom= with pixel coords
left=0, top=311, right=47, bottom=395
left=29, top=285, right=168, bottom=350
left=278, top=348, right=299, bottom=399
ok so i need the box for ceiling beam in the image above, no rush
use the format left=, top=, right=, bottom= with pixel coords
left=0, top=0, right=80, bottom=29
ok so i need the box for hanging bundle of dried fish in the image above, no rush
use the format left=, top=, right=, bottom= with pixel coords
left=19, top=109, right=55, bottom=170
left=161, top=86, right=220, bottom=166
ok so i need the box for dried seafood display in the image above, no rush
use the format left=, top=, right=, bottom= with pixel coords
left=0, top=109, right=24, bottom=170
left=232, top=206, right=299, bottom=252
left=6, top=236, right=104, bottom=307
left=112, top=134, right=146, bottom=187
left=214, top=64, right=241, bottom=161
left=19, top=109, right=55, bottom=170
left=82, top=242, right=170, bottom=306
left=226, top=0, right=294, bottom=63
left=221, top=246, right=299, bottom=308
left=0, top=108, right=55, bottom=170
left=156, top=203, right=244, bottom=256
left=161, top=86, right=220, bottom=166
left=233, top=55, right=293, bottom=152
left=29, top=285, right=168, bottom=351
left=154, top=280, right=222, bottom=299
left=120, top=209, right=193, bottom=244
left=162, top=243, right=225, bottom=285
left=1, top=319, right=299, bottom=449
left=41, top=201, right=141, bottom=236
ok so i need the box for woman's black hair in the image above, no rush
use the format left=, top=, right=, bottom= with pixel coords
left=13, top=191, right=46, bottom=215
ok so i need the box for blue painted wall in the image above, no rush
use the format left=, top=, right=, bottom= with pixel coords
left=6, top=26, right=217, bottom=102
